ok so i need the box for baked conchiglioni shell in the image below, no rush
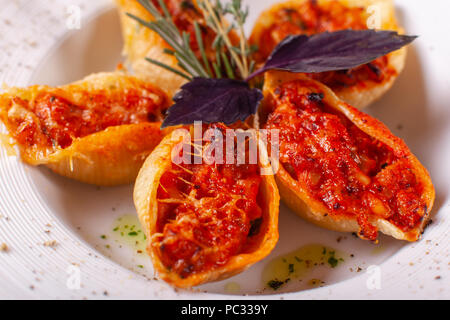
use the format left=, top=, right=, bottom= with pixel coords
left=115, top=0, right=239, bottom=99
left=134, top=128, right=280, bottom=288
left=261, top=71, right=435, bottom=242
left=0, top=72, right=171, bottom=186
left=250, top=0, right=407, bottom=109
left=116, top=0, right=187, bottom=98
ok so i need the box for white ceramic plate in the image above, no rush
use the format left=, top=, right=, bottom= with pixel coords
left=0, top=0, right=448, bottom=299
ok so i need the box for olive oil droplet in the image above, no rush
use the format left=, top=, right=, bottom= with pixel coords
left=112, top=214, right=147, bottom=254
left=263, top=244, right=346, bottom=291
left=224, top=282, right=241, bottom=294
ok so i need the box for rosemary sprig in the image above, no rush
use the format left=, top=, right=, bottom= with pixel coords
left=199, top=0, right=250, bottom=79
left=126, top=0, right=256, bottom=81
left=224, top=0, right=250, bottom=77
left=127, top=0, right=209, bottom=79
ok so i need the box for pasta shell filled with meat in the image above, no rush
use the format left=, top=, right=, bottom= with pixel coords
left=260, top=71, right=434, bottom=242
left=134, top=124, right=279, bottom=287
left=116, top=0, right=238, bottom=98
left=250, top=0, right=407, bottom=109
left=0, top=72, right=170, bottom=186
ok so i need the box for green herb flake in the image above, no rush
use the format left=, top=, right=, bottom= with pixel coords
left=288, top=264, right=294, bottom=274
left=128, top=231, right=138, bottom=237
left=328, top=256, right=339, bottom=268
left=100, top=235, right=106, bottom=240
left=267, top=279, right=285, bottom=291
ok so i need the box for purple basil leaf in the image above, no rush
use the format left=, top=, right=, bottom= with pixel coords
left=247, top=30, right=417, bottom=80
left=161, top=77, right=263, bottom=128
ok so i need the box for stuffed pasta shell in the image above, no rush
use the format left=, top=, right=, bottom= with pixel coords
left=250, top=0, right=407, bottom=109
left=261, top=71, right=434, bottom=242
left=116, top=0, right=237, bottom=98
left=0, top=72, right=170, bottom=186
left=134, top=124, right=279, bottom=287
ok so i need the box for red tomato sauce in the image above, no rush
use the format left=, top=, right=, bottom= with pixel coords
left=251, top=0, right=396, bottom=89
left=11, top=87, right=167, bottom=150
left=264, top=81, right=426, bottom=240
left=156, top=124, right=263, bottom=278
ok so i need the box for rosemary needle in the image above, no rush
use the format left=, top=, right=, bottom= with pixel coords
left=194, top=22, right=213, bottom=78
left=145, top=57, right=192, bottom=81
